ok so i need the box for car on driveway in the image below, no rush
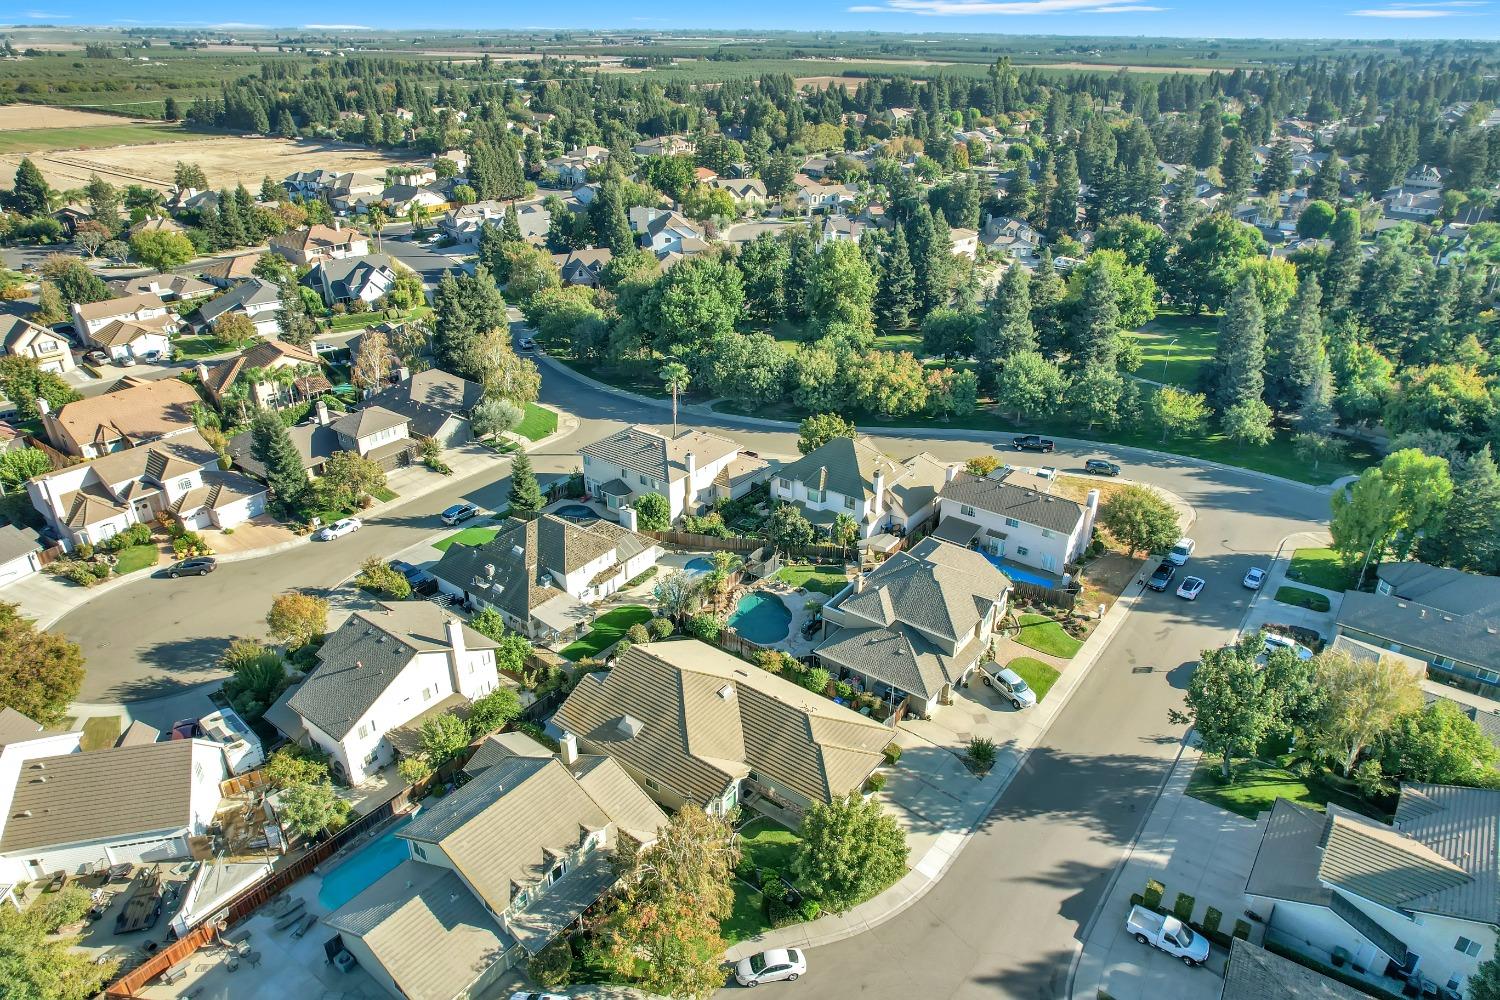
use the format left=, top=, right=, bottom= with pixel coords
left=509, top=992, right=567, bottom=1000
left=116, top=355, right=136, bottom=367
left=1176, top=576, right=1205, bottom=600
left=314, top=517, right=362, bottom=541
left=735, top=947, right=807, bottom=987
left=1243, top=567, right=1266, bottom=590
left=1011, top=434, right=1056, bottom=453
left=1263, top=632, right=1314, bottom=661
left=982, top=665, right=1038, bottom=709
left=167, top=557, right=216, bottom=578
left=389, top=559, right=438, bottom=595
left=1148, top=561, right=1176, bottom=591
left=1167, top=537, right=1196, bottom=566
left=1084, top=458, right=1120, bottom=476
left=140, top=349, right=166, bottom=363
left=441, top=502, right=479, bottom=526
left=85, top=350, right=109, bottom=365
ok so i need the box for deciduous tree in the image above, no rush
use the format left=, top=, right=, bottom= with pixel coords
left=1098, top=485, right=1179, bottom=557
left=633, top=491, right=670, bottom=531
left=266, top=592, right=329, bottom=650
left=795, top=792, right=909, bottom=913
left=1168, top=634, right=1275, bottom=779
left=0, top=602, right=84, bottom=728
left=797, top=413, right=856, bottom=455
left=1308, top=649, right=1422, bottom=776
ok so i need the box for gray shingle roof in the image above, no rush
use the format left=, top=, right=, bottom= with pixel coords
left=0, top=707, right=44, bottom=749
left=1337, top=576, right=1500, bottom=670
left=331, top=405, right=408, bottom=441
left=228, top=422, right=340, bottom=478
left=777, top=436, right=899, bottom=502
left=832, top=536, right=1009, bottom=645
left=1221, top=939, right=1369, bottom=1000
left=197, top=277, right=281, bottom=323
left=940, top=470, right=1087, bottom=535
left=815, top=624, right=982, bottom=701
left=365, top=369, right=481, bottom=437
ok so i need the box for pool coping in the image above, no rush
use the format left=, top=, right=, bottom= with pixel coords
left=728, top=589, right=797, bottom=646
left=312, top=805, right=421, bottom=879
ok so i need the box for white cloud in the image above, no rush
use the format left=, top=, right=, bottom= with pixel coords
left=1350, top=0, right=1487, bottom=13
left=848, top=0, right=1161, bottom=13
left=303, top=23, right=375, bottom=29
left=23, top=10, right=71, bottom=17
left=212, top=22, right=270, bottom=28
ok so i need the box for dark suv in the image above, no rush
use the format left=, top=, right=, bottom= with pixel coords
left=1084, top=458, right=1120, bottom=476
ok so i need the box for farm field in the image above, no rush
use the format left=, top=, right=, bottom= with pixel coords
left=0, top=105, right=154, bottom=130
left=0, top=123, right=204, bottom=156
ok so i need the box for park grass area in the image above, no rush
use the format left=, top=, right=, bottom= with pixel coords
left=1007, top=656, right=1061, bottom=702
left=0, top=122, right=204, bottom=154
left=1275, top=585, right=1332, bottom=613
left=1286, top=547, right=1355, bottom=592
left=773, top=563, right=850, bottom=595
left=433, top=525, right=499, bottom=552
left=73, top=716, right=122, bottom=752
left=1127, top=311, right=1219, bottom=388
left=112, top=543, right=160, bottom=576
left=1012, top=613, right=1083, bottom=658
left=560, top=605, right=653, bottom=661
left=514, top=403, right=557, bottom=442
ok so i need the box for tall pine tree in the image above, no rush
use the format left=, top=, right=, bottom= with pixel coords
left=1068, top=264, right=1120, bottom=373
left=876, top=225, right=917, bottom=330
left=250, top=408, right=308, bottom=517
left=507, top=451, right=545, bottom=515
left=1210, top=272, right=1267, bottom=412
left=977, top=264, right=1034, bottom=393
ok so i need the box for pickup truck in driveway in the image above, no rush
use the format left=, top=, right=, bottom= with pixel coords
left=1012, top=435, right=1056, bottom=453
left=1126, top=906, right=1210, bottom=966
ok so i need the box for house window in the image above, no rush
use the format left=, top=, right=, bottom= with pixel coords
left=638, top=474, right=650, bottom=486
left=1004, top=517, right=1021, bottom=528
left=1041, top=529, right=1053, bottom=539
left=178, top=478, right=193, bottom=490
left=1479, top=669, right=1500, bottom=685
left=548, top=861, right=566, bottom=885
left=422, top=687, right=432, bottom=702
left=357, top=723, right=369, bottom=739
left=961, top=504, right=975, bottom=517
left=778, top=478, right=790, bottom=490
left=844, top=496, right=855, bottom=510
left=645, top=778, right=659, bottom=790
left=1457, top=937, right=1483, bottom=957
left=1016, top=546, right=1029, bottom=557
left=412, top=843, right=427, bottom=860
left=808, top=490, right=824, bottom=503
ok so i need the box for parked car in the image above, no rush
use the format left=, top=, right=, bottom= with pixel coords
left=1243, top=567, right=1266, bottom=590
left=315, top=517, right=362, bottom=541
left=1011, top=434, right=1056, bottom=453
left=139, top=349, right=165, bottom=363
left=169, top=719, right=204, bottom=740
left=85, top=350, right=109, bottom=365
left=1167, top=537, right=1196, bottom=566
left=441, top=502, right=479, bottom=526
left=982, top=665, right=1038, bottom=709
left=508, top=993, right=567, bottom=1000
left=389, top=559, right=438, bottom=595
left=1263, top=633, right=1314, bottom=661
left=116, top=355, right=137, bottom=367
left=1176, top=576, right=1205, bottom=600
left=1126, top=905, right=1210, bottom=966
left=1148, top=561, right=1176, bottom=591
left=517, top=337, right=537, bottom=351
left=735, top=948, right=807, bottom=987
left=168, top=557, right=216, bottom=578
left=1084, top=458, right=1121, bottom=476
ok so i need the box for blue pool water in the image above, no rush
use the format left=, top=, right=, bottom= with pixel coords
left=979, top=552, right=1057, bottom=588
left=317, top=815, right=415, bottom=912
left=685, top=557, right=714, bottom=573
left=553, top=504, right=598, bottom=522
left=729, top=592, right=793, bottom=644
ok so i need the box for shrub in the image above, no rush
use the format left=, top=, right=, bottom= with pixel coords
left=800, top=667, right=830, bottom=694
left=1173, top=892, right=1195, bottom=923
left=356, top=557, right=412, bottom=598
left=683, top=613, right=726, bottom=642
left=1143, top=879, right=1165, bottom=911
left=647, top=616, right=674, bottom=639
left=52, top=561, right=100, bottom=587
left=1233, top=919, right=1252, bottom=940
left=74, top=542, right=94, bottom=561
left=799, top=899, right=822, bottom=922
left=966, top=736, right=998, bottom=772
left=835, top=680, right=854, bottom=700
left=625, top=622, right=650, bottom=644
left=172, top=531, right=211, bottom=558
left=99, top=523, right=153, bottom=551
left=883, top=743, right=903, bottom=766
left=528, top=939, right=574, bottom=990
left=1203, top=907, right=1222, bottom=935
left=864, top=772, right=886, bottom=793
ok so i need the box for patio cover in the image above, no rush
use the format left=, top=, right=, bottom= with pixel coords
left=858, top=532, right=902, bottom=553
left=929, top=517, right=981, bottom=545
left=595, top=478, right=632, bottom=498
left=507, top=850, right=617, bottom=955
left=532, top=591, right=593, bottom=635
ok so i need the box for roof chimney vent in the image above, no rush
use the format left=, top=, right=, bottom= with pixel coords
left=355, top=660, right=363, bottom=669
left=717, top=684, right=735, bottom=700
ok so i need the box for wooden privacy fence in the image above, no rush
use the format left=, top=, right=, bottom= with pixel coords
left=1010, top=579, right=1079, bottom=611
left=649, top=529, right=857, bottom=564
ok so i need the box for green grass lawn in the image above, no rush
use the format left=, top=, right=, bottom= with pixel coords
left=0, top=122, right=207, bottom=154
left=433, top=525, right=500, bottom=552
left=1012, top=613, right=1084, bottom=658
left=1185, top=756, right=1384, bottom=821
left=371, top=486, right=398, bottom=503
left=514, top=403, right=557, bottom=442
left=324, top=305, right=431, bottom=333
left=112, top=543, right=160, bottom=576
left=723, top=882, right=769, bottom=944
left=773, top=563, right=850, bottom=595
left=77, top=716, right=122, bottom=752
left=1126, top=311, right=1220, bottom=388
left=560, top=605, right=653, bottom=661
left=739, top=817, right=803, bottom=872
left=1007, top=656, right=1061, bottom=702
left=1274, top=585, right=1332, bottom=613
left=1286, top=547, right=1355, bottom=592
left=171, top=335, right=237, bottom=361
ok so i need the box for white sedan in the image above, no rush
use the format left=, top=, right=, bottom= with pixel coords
left=508, top=992, right=567, bottom=1000
left=1176, top=576, right=1206, bottom=600
left=735, top=947, right=807, bottom=987
left=315, top=517, right=363, bottom=541
left=1263, top=633, right=1315, bottom=661
left=1243, top=567, right=1266, bottom=590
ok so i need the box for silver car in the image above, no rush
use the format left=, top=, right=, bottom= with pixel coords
left=735, top=948, right=807, bottom=987
left=982, top=665, right=1038, bottom=709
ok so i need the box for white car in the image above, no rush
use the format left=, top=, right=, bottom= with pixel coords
left=1167, top=537, right=1195, bottom=566
left=982, top=665, right=1038, bottom=709
left=508, top=992, right=567, bottom=1000
left=1243, top=567, right=1266, bottom=590
left=1263, top=633, right=1314, bottom=661
left=1176, top=576, right=1206, bottom=600
left=315, top=517, right=363, bottom=541
left=518, top=337, right=537, bottom=351
left=735, top=947, right=807, bottom=987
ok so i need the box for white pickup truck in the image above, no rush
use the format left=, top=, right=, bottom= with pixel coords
left=1125, top=905, right=1211, bottom=966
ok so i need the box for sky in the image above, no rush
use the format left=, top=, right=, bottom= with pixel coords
left=8, top=0, right=1500, bottom=39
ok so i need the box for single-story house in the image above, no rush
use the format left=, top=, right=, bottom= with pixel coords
left=197, top=338, right=322, bottom=410
left=1219, top=938, right=1368, bottom=1000
left=364, top=368, right=481, bottom=449
left=110, top=272, right=214, bottom=304
left=0, top=521, right=48, bottom=587
left=197, top=254, right=260, bottom=288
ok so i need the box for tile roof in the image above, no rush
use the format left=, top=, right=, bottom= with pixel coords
left=90, top=314, right=173, bottom=349
left=49, top=378, right=199, bottom=453
left=110, top=273, right=212, bottom=300
left=556, top=640, right=890, bottom=807
left=0, top=314, right=51, bottom=352
left=1221, top=939, right=1368, bottom=1000
left=463, top=731, right=552, bottom=776
left=73, top=292, right=164, bottom=323
left=940, top=470, right=1088, bottom=535
left=832, top=536, right=1009, bottom=645
left=202, top=338, right=316, bottom=395
left=777, top=436, right=900, bottom=502
left=1316, top=810, right=1471, bottom=915
left=196, top=255, right=259, bottom=283
left=0, top=521, right=45, bottom=564
left=1245, top=798, right=1333, bottom=907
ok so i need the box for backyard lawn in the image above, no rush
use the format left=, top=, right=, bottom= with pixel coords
left=71, top=716, right=121, bottom=752
left=1286, top=548, right=1355, bottom=592
left=1012, top=613, right=1084, bottom=658
left=172, top=335, right=237, bottom=361
left=1274, top=585, right=1332, bottom=613
left=739, top=817, right=802, bottom=871
left=514, top=403, right=557, bottom=442
left=113, top=544, right=161, bottom=576
left=433, top=526, right=499, bottom=552
left=1007, top=656, right=1061, bottom=702
left=560, top=605, right=652, bottom=661
left=1126, top=311, right=1219, bottom=388
left=773, top=563, right=850, bottom=596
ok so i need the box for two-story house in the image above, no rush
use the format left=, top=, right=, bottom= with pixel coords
left=275, top=603, right=505, bottom=785
left=544, top=146, right=609, bottom=187
left=71, top=292, right=178, bottom=362
left=323, top=738, right=665, bottom=1000
left=553, top=247, right=614, bottom=287
left=27, top=429, right=267, bottom=546
left=1245, top=785, right=1500, bottom=999
left=196, top=277, right=284, bottom=338
left=708, top=177, right=767, bottom=204
left=632, top=135, right=693, bottom=157
left=814, top=536, right=1011, bottom=719
left=197, top=338, right=321, bottom=411
left=42, top=376, right=200, bottom=458
left=305, top=255, right=399, bottom=307
left=330, top=406, right=415, bottom=469
left=793, top=174, right=858, bottom=212
left=934, top=469, right=1099, bottom=579
left=429, top=514, right=660, bottom=641
left=557, top=640, right=891, bottom=822
left=439, top=201, right=550, bottom=248
left=772, top=436, right=954, bottom=541
left=580, top=424, right=744, bottom=523
left=0, top=314, right=75, bottom=374
left=636, top=210, right=706, bottom=258
left=270, top=223, right=371, bottom=268
left=109, top=272, right=214, bottom=305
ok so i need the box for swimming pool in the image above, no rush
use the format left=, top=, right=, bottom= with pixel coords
left=317, top=815, right=415, bottom=912
left=979, top=552, right=1058, bottom=588
left=685, top=557, right=714, bottom=573
left=553, top=504, right=599, bottom=522
left=729, top=592, right=793, bottom=644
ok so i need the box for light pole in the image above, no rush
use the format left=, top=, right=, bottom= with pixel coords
left=1162, top=338, right=1178, bottom=383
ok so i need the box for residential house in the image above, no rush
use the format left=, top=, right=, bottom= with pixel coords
left=196, top=277, right=283, bottom=337
left=553, top=247, right=613, bottom=287
left=125, top=215, right=186, bottom=240
left=197, top=254, right=260, bottom=289
left=556, top=640, right=891, bottom=820
left=631, top=209, right=706, bottom=258
left=0, top=314, right=75, bottom=374
left=0, top=521, right=48, bottom=587
left=110, top=272, right=214, bottom=304
left=197, top=338, right=321, bottom=411
left=793, top=174, right=858, bottom=212
left=0, top=723, right=227, bottom=884
left=772, top=436, right=955, bottom=541
left=934, top=468, right=1098, bottom=578
left=815, top=536, right=1011, bottom=719
left=166, top=188, right=219, bottom=215
left=228, top=405, right=342, bottom=480
left=1220, top=938, right=1368, bottom=1000
left=800, top=155, right=837, bottom=179
left=1384, top=187, right=1442, bottom=222
left=364, top=368, right=481, bottom=449
left=42, top=376, right=199, bottom=459
left=1245, top=784, right=1500, bottom=997
left=282, top=169, right=343, bottom=200
left=580, top=424, right=744, bottom=523
left=980, top=214, right=1042, bottom=268
left=545, top=146, right=609, bottom=187
left=381, top=184, right=447, bottom=215
left=275, top=603, right=504, bottom=784
left=305, top=254, right=399, bottom=307
left=323, top=741, right=665, bottom=1000
left=429, top=514, right=661, bottom=641
left=27, top=429, right=266, bottom=546
left=1404, top=164, right=1448, bottom=190
left=270, top=224, right=370, bottom=267
left=70, top=292, right=177, bottom=362
left=815, top=215, right=864, bottom=245
left=330, top=405, right=415, bottom=469
left=327, top=172, right=388, bottom=215
left=440, top=201, right=550, bottom=247
left=949, top=227, right=979, bottom=258
left=1333, top=562, right=1500, bottom=699
left=708, top=178, right=767, bottom=204
left=632, top=135, right=692, bottom=157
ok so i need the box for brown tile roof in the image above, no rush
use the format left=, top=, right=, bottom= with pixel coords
left=73, top=292, right=165, bottom=323
left=50, top=377, right=199, bottom=452
left=90, top=313, right=174, bottom=349
left=202, top=338, right=317, bottom=395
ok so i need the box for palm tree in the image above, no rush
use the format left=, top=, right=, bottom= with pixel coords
left=367, top=205, right=386, bottom=251
left=659, top=361, right=690, bottom=439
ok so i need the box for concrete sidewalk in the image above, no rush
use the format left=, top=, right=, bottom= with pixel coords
left=1238, top=530, right=1340, bottom=642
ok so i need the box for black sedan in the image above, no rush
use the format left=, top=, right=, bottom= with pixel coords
left=167, top=557, right=216, bottom=578
left=390, top=559, right=439, bottom=595
left=1147, top=561, right=1176, bottom=591
left=1084, top=458, right=1121, bottom=476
